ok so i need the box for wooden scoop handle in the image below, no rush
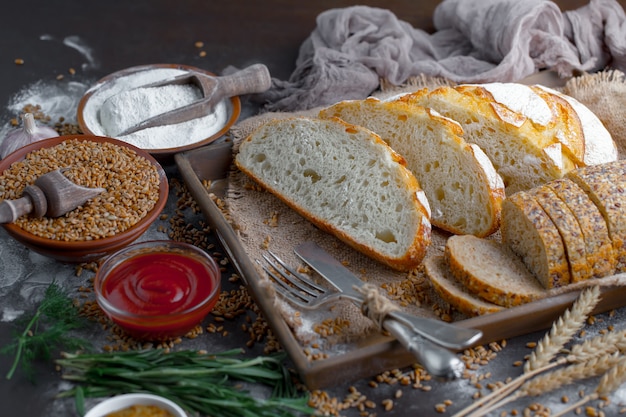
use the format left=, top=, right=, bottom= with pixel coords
left=212, top=63, right=272, bottom=99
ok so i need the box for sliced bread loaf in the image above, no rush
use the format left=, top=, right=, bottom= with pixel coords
left=445, top=235, right=547, bottom=307
left=423, top=255, right=504, bottom=317
left=545, top=178, right=616, bottom=278
left=318, top=97, right=505, bottom=237
left=566, top=160, right=626, bottom=272
left=500, top=191, right=571, bottom=289
left=528, top=184, right=593, bottom=282
left=402, top=84, right=570, bottom=194
left=235, top=116, right=432, bottom=271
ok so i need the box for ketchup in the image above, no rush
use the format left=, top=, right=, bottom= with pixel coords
left=100, top=250, right=219, bottom=340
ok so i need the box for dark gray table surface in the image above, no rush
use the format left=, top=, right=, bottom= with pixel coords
left=2, top=1, right=626, bottom=416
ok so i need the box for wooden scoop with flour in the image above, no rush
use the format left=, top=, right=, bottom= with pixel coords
left=108, top=63, right=272, bottom=136
left=0, top=168, right=105, bottom=223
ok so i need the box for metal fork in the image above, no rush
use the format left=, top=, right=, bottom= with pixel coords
left=258, top=251, right=466, bottom=379
left=260, top=250, right=481, bottom=350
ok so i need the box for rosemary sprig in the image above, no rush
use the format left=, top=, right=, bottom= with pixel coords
left=56, top=348, right=314, bottom=417
left=1, top=281, right=91, bottom=380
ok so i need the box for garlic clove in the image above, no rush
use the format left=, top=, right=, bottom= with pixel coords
left=0, top=113, right=59, bottom=159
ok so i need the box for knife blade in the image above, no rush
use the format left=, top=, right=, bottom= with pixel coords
left=294, top=241, right=482, bottom=350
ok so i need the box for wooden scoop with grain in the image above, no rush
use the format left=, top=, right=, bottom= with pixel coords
left=0, top=168, right=105, bottom=223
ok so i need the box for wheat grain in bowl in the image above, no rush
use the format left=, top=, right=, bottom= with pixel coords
left=0, top=135, right=168, bottom=263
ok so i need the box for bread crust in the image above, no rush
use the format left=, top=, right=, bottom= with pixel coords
left=235, top=116, right=432, bottom=272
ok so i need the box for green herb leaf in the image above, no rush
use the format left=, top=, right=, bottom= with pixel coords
left=1, top=281, right=92, bottom=380
left=56, top=349, right=314, bottom=417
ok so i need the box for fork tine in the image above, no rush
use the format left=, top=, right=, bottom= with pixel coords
left=259, top=262, right=316, bottom=305
left=264, top=251, right=327, bottom=294
left=258, top=251, right=329, bottom=307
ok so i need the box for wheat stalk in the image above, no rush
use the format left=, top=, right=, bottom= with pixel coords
left=551, top=355, right=626, bottom=417
left=566, top=328, right=626, bottom=362
left=524, top=286, right=601, bottom=373
left=467, top=353, right=621, bottom=417
left=454, top=287, right=602, bottom=417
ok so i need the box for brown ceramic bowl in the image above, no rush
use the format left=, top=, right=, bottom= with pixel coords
left=0, top=135, right=169, bottom=263
left=76, top=63, right=241, bottom=162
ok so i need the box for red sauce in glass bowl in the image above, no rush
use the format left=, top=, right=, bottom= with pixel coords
left=95, top=241, right=220, bottom=340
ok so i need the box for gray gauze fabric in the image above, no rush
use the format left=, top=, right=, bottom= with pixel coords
left=256, top=0, right=626, bottom=112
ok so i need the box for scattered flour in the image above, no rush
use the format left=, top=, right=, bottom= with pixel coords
left=81, top=68, right=230, bottom=149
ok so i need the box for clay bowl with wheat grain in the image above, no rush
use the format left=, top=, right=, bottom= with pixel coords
left=76, top=63, right=242, bottom=163
left=0, top=135, right=168, bottom=263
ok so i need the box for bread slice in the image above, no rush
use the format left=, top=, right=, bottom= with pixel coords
left=545, top=178, right=616, bottom=279
left=234, top=116, right=432, bottom=271
left=566, top=160, right=626, bottom=272
left=500, top=191, right=570, bottom=289
left=318, top=97, right=505, bottom=237
left=445, top=235, right=547, bottom=307
left=423, top=255, right=504, bottom=317
left=528, top=184, right=593, bottom=282
left=402, top=84, right=571, bottom=194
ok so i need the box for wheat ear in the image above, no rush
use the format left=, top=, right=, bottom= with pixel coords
left=468, top=353, right=621, bottom=417
left=453, top=287, right=601, bottom=417
left=566, top=328, right=626, bottom=362
left=524, top=286, right=601, bottom=372
left=551, top=355, right=626, bottom=417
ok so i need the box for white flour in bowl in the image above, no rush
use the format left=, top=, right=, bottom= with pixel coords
left=81, top=68, right=229, bottom=149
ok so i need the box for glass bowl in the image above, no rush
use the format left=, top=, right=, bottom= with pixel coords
left=94, top=240, right=221, bottom=341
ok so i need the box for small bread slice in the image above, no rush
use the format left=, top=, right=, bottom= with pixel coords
left=445, top=235, right=546, bottom=307
left=566, top=160, right=626, bottom=272
left=501, top=191, right=571, bottom=289
left=403, top=84, right=570, bottom=194
left=545, top=178, right=616, bottom=278
left=235, top=116, right=432, bottom=271
left=424, top=255, right=504, bottom=317
left=319, top=97, right=505, bottom=237
left=528, top=185, right=593, bottom=282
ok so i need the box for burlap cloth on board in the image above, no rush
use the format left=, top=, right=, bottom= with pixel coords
left=223, top=71, right=626, bottom=348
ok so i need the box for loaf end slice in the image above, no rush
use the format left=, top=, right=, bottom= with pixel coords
left=235, top=116, right=432, bottom=271
left=445, top=235, right=546, bottom=307
left=319, top=97, right=505, bottom=237
left=424, top=255, right=504, bottom=317
left=501, top=191, right=570, bottom=289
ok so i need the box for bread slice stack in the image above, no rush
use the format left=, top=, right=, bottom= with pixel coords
left=235, top=116, right=432, bottom=272
left=425, top=160, right=626, bottom=316
left=401, top=83, right=618, bottom=194
left=319, top=97, right=505, bottom=237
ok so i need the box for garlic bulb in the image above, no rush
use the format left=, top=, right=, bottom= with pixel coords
left=0, top=113, right=59, bottom=159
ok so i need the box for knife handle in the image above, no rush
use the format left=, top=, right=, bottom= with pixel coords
left=382, top=319, right=464, bottom=380
left=382, top=308, right=482, bottom=350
